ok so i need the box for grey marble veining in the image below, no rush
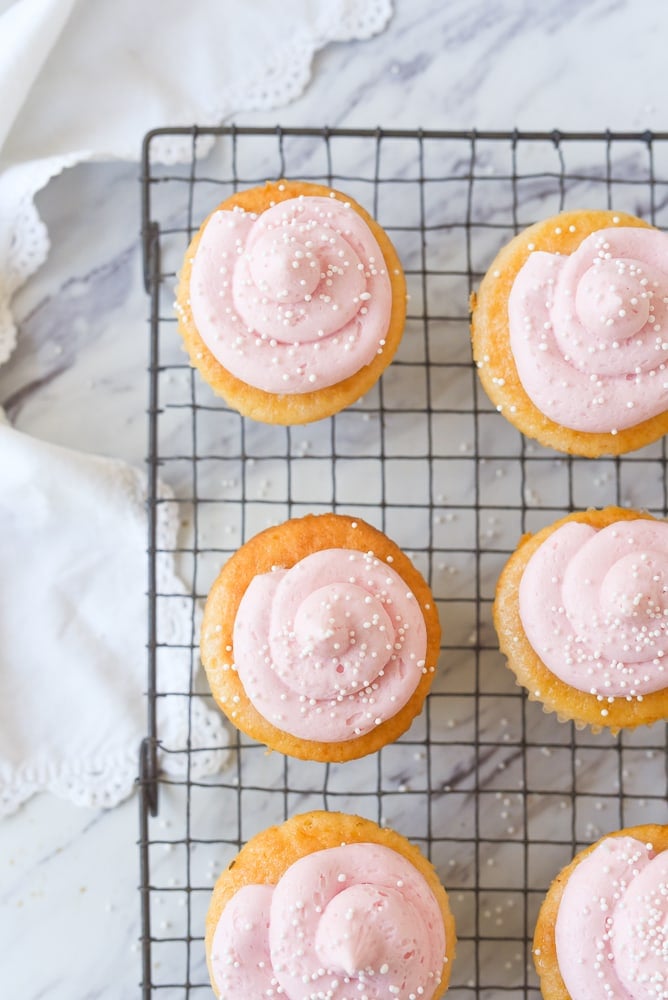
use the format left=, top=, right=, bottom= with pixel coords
left=3, top=1, right=668, bottom=998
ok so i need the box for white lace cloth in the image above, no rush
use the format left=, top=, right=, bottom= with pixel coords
left=0, top=417, right=229, bottom=816
left=0, top=0, right=392, bottom=365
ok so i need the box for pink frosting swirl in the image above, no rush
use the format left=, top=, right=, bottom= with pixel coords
left=231, top=548, right=429, bottom=741
left=553, top=836, right=667, bottom=1000
left=210, top=844, right=447, bottom=1000
left=519, top=519, right=668, bottom=705
left=189, top=195, right=392, bottom=393
left=508, top=227, right=668, bottom=432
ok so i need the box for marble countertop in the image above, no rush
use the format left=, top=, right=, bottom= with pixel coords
left=2, top=2, right=668, bottom=998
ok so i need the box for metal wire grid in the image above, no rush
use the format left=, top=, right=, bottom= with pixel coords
left=140, top=127, right=668, bottom=999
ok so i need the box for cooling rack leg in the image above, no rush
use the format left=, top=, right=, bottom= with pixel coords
left=138, top=737, right=157, bottom=997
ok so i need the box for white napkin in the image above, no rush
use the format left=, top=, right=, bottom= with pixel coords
left=0, top=0, right=392, bottom=365
left=0, top=0, right=392, bottom=812
left=0, top=418, right=227, bottom=816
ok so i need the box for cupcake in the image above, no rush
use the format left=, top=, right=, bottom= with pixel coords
left=471, top=209, right=668, bottom=456
left=200, top=513, right=441, bottom=762
left=533, top=823, right=668, bottom=999
left=206, top=810, right=456, bottom=1000
left=175, top=179, right=407, bottom=425
left=494, top=506, right=668, bottom=732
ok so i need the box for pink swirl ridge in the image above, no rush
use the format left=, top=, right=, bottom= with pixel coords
left=211, top=843, right=447, bottom=1000
left=189, top=195, right=392, bottom=393
left=232, top=548, right=429, bottom=741
left=508, top=227, right=668, bottom=432
left=519, top=519, right=668, bottom=704
left=554, top=836, right=668, bottom=1000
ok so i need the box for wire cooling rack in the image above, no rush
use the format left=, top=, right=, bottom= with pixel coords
left=139, top=127, right=668, bottom=999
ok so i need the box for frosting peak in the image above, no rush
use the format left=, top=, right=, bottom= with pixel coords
left=314, top=884, right=406, bottom=975
left=247, top=231, right=322, bottom=303
left=574, top=258, right=651, bottom=345
left=508, top=227, right=668, bottom=433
